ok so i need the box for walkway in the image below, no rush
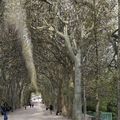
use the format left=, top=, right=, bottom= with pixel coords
left=0, top=103, right=70, bottom=120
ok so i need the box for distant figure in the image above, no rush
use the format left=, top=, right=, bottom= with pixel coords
left=31, top=103, right=34, bottom=108
left=46, top=105, right=49, bottom=110
left=56, top=110, right=62, bottom=115
left=24, top=106, right=27, bottom=110
left=0, top=106, right=8, bottom=120
left=49, top=104, right=53, bottom=114
left=29, top=102, right=32, bottom=108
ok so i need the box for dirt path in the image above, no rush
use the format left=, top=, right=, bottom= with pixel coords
left=0, top=103, right=70, bottom=120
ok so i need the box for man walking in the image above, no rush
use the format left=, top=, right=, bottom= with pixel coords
left=0, top=106, right=8, bottom=120
left=49, top=104, right=53, bottom=114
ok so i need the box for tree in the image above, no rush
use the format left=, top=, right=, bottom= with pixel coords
left=118, top=0, right=120, bottom=119
left=4, top=0, right=38, bottom=91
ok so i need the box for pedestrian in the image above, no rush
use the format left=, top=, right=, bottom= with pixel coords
left=46, top=105, right=49, bottom=110
left=56, top=110, right=62, bottom=115
left=49, top=104, right=53, bottom=114
left=0, top=106, right=8, bottom=120
left=24, top=105, right=27, bottom=110
left=29, top=102, right=31, bottom=108
left=31, top=103, right=34, bottom=108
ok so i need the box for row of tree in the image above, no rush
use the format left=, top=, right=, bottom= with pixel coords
left=0, top=0, right=120, bottom=120
left=0, top=0, right=33, bottom=110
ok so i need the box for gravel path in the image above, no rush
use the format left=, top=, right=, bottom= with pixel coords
left=0, top=103, right=70, bottom=120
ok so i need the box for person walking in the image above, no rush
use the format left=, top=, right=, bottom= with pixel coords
left=31, top=103, right=34, bottom=107
left=24, top=105, right=27, bottom=110
left=49, top=104, right=53, bottom=114
left=0, top=106, right=8, bottom=120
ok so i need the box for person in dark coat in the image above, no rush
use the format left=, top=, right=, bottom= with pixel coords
left=0, top=106, right=8, bottom=120
left=49, top=104, right=53, bottom=114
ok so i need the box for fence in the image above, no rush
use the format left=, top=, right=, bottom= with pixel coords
left=87, top=111, right=112, bottom=120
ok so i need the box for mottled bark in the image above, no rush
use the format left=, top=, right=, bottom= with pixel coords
left=73, top=50, right=82, bottom=120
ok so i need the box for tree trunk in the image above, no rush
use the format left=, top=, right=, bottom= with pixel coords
left=56, top=79, right=63, bottom=115
left=83, top=80, right=87, bottom=120
left=4, top=0, right=38, bottom=91
left=117, top=80, right=120, bottom=120
left=96, top=93, right=100, bottom=120
left=93, top=0, right=100, bottom=119
left=73, top=50, right=82, bottom=120
left=118, top=0, right=120, bottom=119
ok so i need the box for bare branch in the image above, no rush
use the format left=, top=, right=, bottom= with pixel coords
left=31, top=25, right=48, bottom=31
left=57, top=13, right=78, bottom=24
left=39, top=18, right=76, bottom=61
left=73, top=39, right=77, bottom=50
left=40, top=0, right=53, bottom=5
left=57, top=13, right=69, bottom=24
left=63, top=25, right=76, bottom=61
left=43, top=18, right=65, bottom=38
